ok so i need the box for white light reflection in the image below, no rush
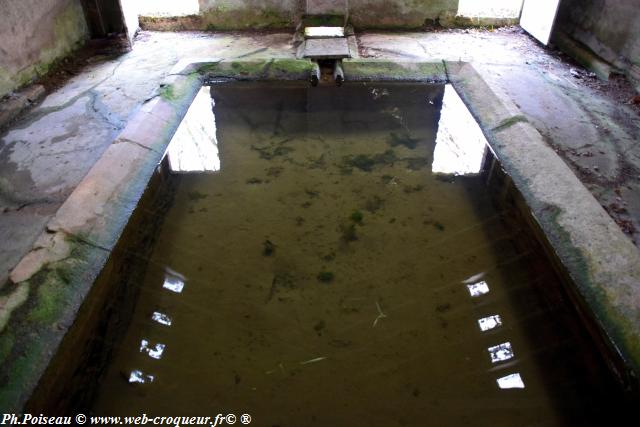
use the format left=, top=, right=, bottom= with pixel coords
left=165, top=86, right=220, bottom=173
left=488, top=342, right=515, bottom=363
left=137, top=0, right=199, bottom=17
left=478, top=315, right=503, bottom=331
left=140, top=339, right=166, bottom=360
left=458, top=0, right=523, bottom=20
left=462, top=272, right=485, bottom=284
left=163, top=268, right=185, bottom=293
left=128, top=370, right=155, bottom=384
left=151, top=311, right=172, bottom=326
left=467, top=281, right=490, bottom=297
left=432, top=85, right=488, bottom=176
left=497, top=373, right=525, bottom=389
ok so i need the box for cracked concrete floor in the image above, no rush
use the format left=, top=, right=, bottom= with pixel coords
left=1, top=28, right=639, bottom=286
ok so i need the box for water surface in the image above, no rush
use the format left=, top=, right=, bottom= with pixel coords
left=92, top=83, right=626, bottom=426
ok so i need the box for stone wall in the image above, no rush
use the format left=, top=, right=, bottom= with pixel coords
left=196, top=0, right=302, bottom=30
left=141, top=0, right=460, bottom=31
left=349, top=0, right=458, bottom=29
left=555, top=0, right=640, bottom=89
left=0, top=0, right=89, bottom=98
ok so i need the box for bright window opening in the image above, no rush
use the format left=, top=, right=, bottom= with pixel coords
left=457, top=0, right=523, bottom=19
left=137, top=0, right=199, bottom=17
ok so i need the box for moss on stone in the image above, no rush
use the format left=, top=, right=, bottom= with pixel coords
left=201, top=60, right=313, bottom=81
left=0, top=338, right=46, bottom=410
left=0, top=332, right=15, bottom=364
left=159, top=74, right=202, bottom=111
left=342, top=60, right=447, bottom=82
left=159, top=84, right=177, bottom=101
left=27, top=266, right=74, bottom=325
left=492, top=115, right=529, bottom=132
left=271, top=59, right=314, bottom=76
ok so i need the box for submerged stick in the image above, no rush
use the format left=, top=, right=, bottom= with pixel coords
left=373, top=300, right=387, bottom=328
left=299, top=357, right=327, bottom=365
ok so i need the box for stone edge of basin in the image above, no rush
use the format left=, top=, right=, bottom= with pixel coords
left=0, top=58, right=638, bottom=410
left=0, top=71, right=205, bottom=410
left=446, top=61, right=640, bottom=384
left=0, top=57, right=330, bottom=411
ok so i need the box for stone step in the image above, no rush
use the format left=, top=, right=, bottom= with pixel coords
left=303, top=38, right=350, bottom=59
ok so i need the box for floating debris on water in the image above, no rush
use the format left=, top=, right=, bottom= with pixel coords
left=300, top=357, right=327, bottom=365
left=372, top=300, right=387, bottom=328
left=381, top=174, right=395, bottom=184
left=263, top=239, right=276, bottom=256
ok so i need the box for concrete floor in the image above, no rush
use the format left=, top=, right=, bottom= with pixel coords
left=1, top=28, right=639, bottom=286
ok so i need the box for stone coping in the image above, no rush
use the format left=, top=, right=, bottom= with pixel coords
left=1, top=58, right=638, bottom=410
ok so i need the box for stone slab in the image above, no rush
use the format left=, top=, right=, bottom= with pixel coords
left=303, top=38, right=350, bottom=59
left=342, top=59, right=447, bottom=81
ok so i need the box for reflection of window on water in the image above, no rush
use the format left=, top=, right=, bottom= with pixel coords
left=467, top=280, right=490, bottom=297
left=432, top=85, right=488, bottom=176
left=165, top=86, right=220, bottom=173
left=163, top=268, right=186, bottom=293
left=151, top=311, right=172, bottom=326
left=478, top=314, right=502, bottom=331
left=497, top=373, right=525, bottom=389
left=128, top=370, right=154, bottom=384
left=140, top=339, right=166, bottom=360
left=488, top=342, right=515, bottom=363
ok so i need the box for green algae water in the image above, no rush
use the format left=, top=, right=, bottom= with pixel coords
left=91, top=83, right=628, bottom=425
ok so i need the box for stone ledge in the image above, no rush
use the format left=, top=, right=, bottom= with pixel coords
left=0, top=73, right=201, bottom=411
left=448, top=60, right=640, bottom=381
left=342, top=59, right=447, bottom=81
left=199, top=59, right=316, bottom=81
